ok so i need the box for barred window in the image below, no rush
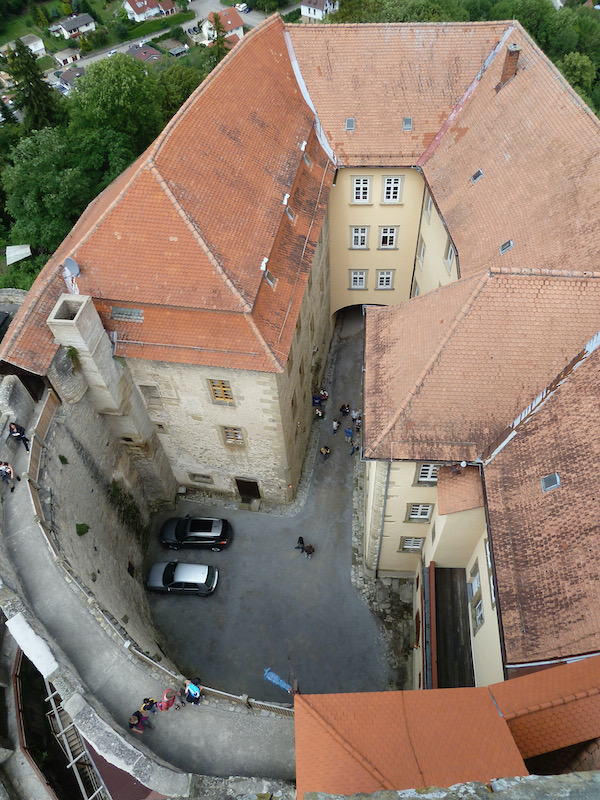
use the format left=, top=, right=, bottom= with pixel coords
left=223, top=426, right=244, bottom=445
left=209, top=380, right=234, bottom=403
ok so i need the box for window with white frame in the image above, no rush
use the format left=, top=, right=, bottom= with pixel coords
left=376, top=270, right=394, bottom=289
left=411, top=279, right=420, bottom=297
left=352, top=176, right=371, bottom=203
left=222, top=426, right=244, bottom=446
left=349, top=270, right=367, bottom=289
left=382, top=176, right=403, bottom=203
left=444, top=238, right=455, bottom=272
left=407, top=503, right=433, bottom=522
left=350, top=226, right=369, bottom=249
left=485, top=539, right=496, bottom=605
left=417, top=236, right=426, bottom=266
left=469, top=560, right=484, bottom=632
left=417, top=463, right=439, bottom=483
left=401, top=536, right=424, bottom=552
left=424, top=189, right=433, bottom=222
left=379, top=227, right=398, bottom=248
left=474, top=599, right=484, bottom=628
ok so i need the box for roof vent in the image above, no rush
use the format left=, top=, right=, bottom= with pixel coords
left=345, top=117, right=355, bottom=132
left=64, top=256, right=80, bottom=276
left=541, top=472, right=561, bottom=492
left=499, top=239, right=514, bottom=254
left=403, top=117, right=413, bottom=131
left=282, top=193, right=289, bottom=206
left=471, top=169, right=484, bottom=184
left=260, top=257, right=268, bottom=271
left=300, top=140, right=307, bottom=151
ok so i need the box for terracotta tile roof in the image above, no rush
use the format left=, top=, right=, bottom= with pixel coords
left=421, top=26, right=600, bottom=281
left=489, top=656, right=600, bottom=759
left=295, top=690, right=526, bottom=798
left=437, top=465, right=483, bottom=515
left=208, top=7, right=244, bottom=30
left=287, top=22, right=511, bottom=166
left=363, top=269, right=600, bottom=463
left=0, top=16, right=333, bottom=375
left=483, top=333, right=600, bottom=665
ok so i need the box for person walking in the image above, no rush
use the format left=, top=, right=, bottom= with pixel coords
left=304, top=544, right=315, bottom=559
left=350, top=439, right=358, bottom=456
left=8, top=422, right=29, bottom=452
left=355, top=415, right=362, bottom=433
left=129, top=709, right=153, bottom=733
left=320, top=445, right=330, bottom=461
left=184, top=679, right=203, bottom=705
left=140, top=698, right=158, bottom=715
left=332, top=419, right=340, bottom=435
left=295, top=536, right=305, bottom=552
left=344, top=426, right=353, bottom=443
left=157, top=687, right=182, bottom=711
left=351, top=409, right=358, bottom=423
left=0, top=462, right=18, bottom=493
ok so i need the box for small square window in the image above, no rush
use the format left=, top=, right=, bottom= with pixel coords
left=444, top=239, right=455, bottom=272
left=417, top=463, right=439, bottom=483
left=417, top=237, right=426, bottom=266
left=223, top=426, right=244, bottom=446
left=209, top=379, right=234, bottom=403
left=350, top=227, right=368, bottom=249
left=402, top=117, right=413, bottom=131
left=376, top=270, right=394, bottom=289
left=424, top=189, right=433, bottom=221
left=345, top=117, right=355, bottom=132
left=264, top=269, right=276, bottom=287
left=382, top=176, right=403, bottom=203
left=188, top=473, right=214, bottom=484
left=303, top=152, right=312, bottom=168
left=349, top=270, right=367, bottom=289
left=286, top=206, right=295, bottom=222
left=401, top=536, right=424, bottom=552
left=379, top=227, right=397, bottom=248
left=352, top=176, right=371, bottom=203
left=541, top=472, right=561, bottom=492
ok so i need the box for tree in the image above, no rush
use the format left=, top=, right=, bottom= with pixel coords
left=0, top=98, right=18, bottom=126
left=210, top=13, right=229, bottom=66
left=36, top=5, right=48, bottom=28
left=6, top=39, right=64, bottom=130
left=558, top=50, right=596, bottom=94
left=62, top=1, right=73, bottom=15
left=69, top=54, right=163, bottom=153
left=156, top=62, right=202, bottom=121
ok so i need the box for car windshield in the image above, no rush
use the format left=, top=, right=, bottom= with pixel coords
left=175, top=520, right=188, bottom=541
left=206, top=566, right=216, bottom=588
left=163, top=563, right=177, bottom=585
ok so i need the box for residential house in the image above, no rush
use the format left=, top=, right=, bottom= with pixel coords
left=55, top=13, right=96, bottom=39
left=202, top=8, right=244, bottom=43
left=295, top=656, right=600, bottom=797
left=127, top=44, right=162, bottom=63
left=53, top=48, right=81, bottom=67
left=58, top=66, right=85, bottom=93
left=123, top=0, right=177, bottom=23
left=300, top=0, right=338, bottom=23
left=0, top=34, right=45, bottom=58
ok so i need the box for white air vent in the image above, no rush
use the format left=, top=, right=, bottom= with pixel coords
left=345, top=117, right=355, bottom=132
left=541, top=472, right=561, bottom=492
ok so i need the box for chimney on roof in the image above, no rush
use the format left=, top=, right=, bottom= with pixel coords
left=499, top=43, right=521, bottom=87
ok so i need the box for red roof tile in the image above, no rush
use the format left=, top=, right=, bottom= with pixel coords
left=295, top=690, right=527, bottom=798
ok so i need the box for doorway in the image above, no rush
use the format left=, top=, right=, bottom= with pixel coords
left=235, top=478, right=261, bottom=500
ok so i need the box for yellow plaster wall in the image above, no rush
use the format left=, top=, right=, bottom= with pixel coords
left=412, top=188, right=459, bottom=296
left=466, top=535, right=504, bottom=686
left=328, top=168, right=424, bottom=314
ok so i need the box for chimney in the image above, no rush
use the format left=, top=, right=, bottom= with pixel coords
left=500, top=43, right=521, bottom=87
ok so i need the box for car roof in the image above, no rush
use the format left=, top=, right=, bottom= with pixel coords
left=173, top=562, right=209, bottom=582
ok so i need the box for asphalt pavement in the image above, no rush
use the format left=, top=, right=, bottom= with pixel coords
left=146, top=307, right=395, bottom=703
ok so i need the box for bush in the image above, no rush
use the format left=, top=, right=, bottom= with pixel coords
left=282, top=7, right=301, bottom=20
left=76, top=523, right=90, bottom=536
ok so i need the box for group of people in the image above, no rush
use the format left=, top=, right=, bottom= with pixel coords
left=0, top=422, right=30, bottom=494
left=129, top=681, right=204, bottom=734
left=295, top=537, right=315, bottom=559
left=321, top=401, right=362, bottom=460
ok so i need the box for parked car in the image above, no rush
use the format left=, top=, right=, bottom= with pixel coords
left=107, top=49, right=117, bottom=57
left=192, top=25, right=200, bottom=33
left=235, top=3, right=248, bottom=11
left=187, top=27, right=194, bottom=34
left=243, top=5, right=252, bottom=11
left=147, top=561, right=219, bottom=595
left=160, top=516, right=232, bottom=550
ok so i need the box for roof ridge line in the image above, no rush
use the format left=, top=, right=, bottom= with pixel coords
left=490, top=266, right=600, bottom=279
left=150, top=14, right=284, bottom=162
left=498, top=686, right=600, bottom=722
left=364, top=272, right=490, bottom=458
left=295, top=696, right=395, bottom=789
left=147, top=164, right=252, bottom=313
left=417, top=23, right=515, bottom=167
left=243, top=310, right=283, bottom=372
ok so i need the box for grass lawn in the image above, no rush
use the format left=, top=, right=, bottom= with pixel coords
left=37, top=54, right=54, bottom=70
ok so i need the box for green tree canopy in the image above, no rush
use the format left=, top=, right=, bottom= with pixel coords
left=69, top=54, right=163, bottom=152
left=558, top=50, right=596, bottom=94
left=156, top=62, right=202, bottom=121
left=5, top=39, right=64, bottom=130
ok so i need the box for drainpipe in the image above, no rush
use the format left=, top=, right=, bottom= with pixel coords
left=374, top=460, right=391, bottom=578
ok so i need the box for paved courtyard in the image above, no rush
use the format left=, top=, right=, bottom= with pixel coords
left=145, top=308, right=402, bottom=703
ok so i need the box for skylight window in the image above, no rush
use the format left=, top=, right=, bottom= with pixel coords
left=402, top=117, right=413, bottom=131
left=471, top=169, right=484, bottom=184
left=345, top=117, right=355, bottom=132
left=500, top=239, right=514, bottom=254
left=264, top=270, right=276, bottom=287
left=541, top=472, right=561, bottom=492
